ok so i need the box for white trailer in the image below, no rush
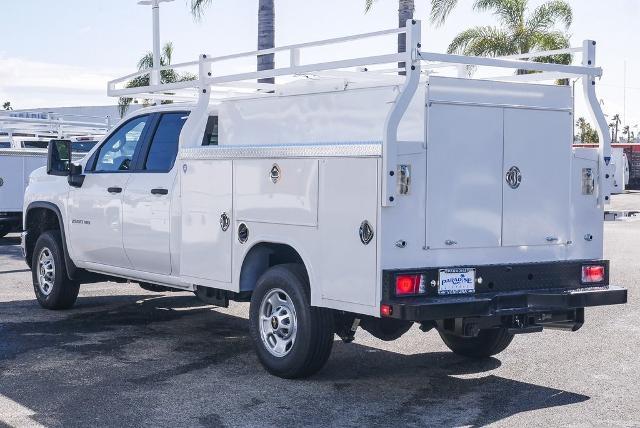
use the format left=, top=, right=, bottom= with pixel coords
left=23, top=21, right=626, bottom=378
left=0, top=115, right=108, bottom=237
left=610, top=147, right=630, bottom=194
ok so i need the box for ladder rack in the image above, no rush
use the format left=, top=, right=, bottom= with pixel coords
left=0, top=114, right=110, bottom=138
left=107, top=19, right=612, bottom=206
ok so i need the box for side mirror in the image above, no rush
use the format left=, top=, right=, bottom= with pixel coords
left=47, top=140, right=72, bottom=176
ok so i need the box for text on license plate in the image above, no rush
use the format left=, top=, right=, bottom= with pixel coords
left=438, top=268, right=476, bottom=295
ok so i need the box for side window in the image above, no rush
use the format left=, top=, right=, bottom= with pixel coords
left=201, top=116, right=219, bottom=146
left=94, top=115, right=150, bottom=172
left=144, top=112, right=189, bottom=172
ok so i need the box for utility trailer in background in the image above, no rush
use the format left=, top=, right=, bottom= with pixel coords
left=611, top=147, right=630, bottom=193
left=23, top=20, right=626, bottom=378
left=0, top=115, right=109, bottom=237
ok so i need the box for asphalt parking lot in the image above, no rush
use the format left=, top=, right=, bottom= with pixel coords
left=0, top=194, right=638, bottom=427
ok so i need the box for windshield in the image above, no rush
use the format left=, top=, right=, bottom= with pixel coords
left=72, top=141, right=98, bottom=153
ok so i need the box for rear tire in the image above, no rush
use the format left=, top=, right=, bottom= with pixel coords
left=31, top=231, right=80, bottom=310
left=439, top=327, right=513, bottom=358
left=0, top=224, right=10, bottom=238
left=249, top=264, right=334, bottom=379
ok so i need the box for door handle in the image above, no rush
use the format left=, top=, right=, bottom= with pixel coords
left=107, top=187, right=123, bottom=194
left=151, top=188, right=169, bottom=195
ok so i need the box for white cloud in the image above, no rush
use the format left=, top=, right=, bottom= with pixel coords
left=0, top=56, right=129, bottom=108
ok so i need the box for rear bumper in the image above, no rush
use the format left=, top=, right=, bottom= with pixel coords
left=384, top=286, right=627, bottom=321
left=382, top=260, right=626, bottom=322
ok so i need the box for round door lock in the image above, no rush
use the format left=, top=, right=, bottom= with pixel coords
left=220, top=212, right=230, bottom=232
left=359, top=220, right=374, bottom=245
left=0, top=177, right=4, bottom=187
left=270, top=164, right=281, bottom=183
left=238, top=223, right=249, bottom=244
left=505, top=166, right=522, bottom=189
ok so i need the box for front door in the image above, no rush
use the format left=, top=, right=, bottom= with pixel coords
left=67, top=114, right=152, bottom=268
left=122, top=112, right=188, bottom=275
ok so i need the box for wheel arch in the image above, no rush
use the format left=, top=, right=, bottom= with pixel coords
left=24, top=202, right=77, bottom=278
left=239, top=241, right=310, bottom=293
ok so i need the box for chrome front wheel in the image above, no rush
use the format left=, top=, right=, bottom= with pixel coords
left=31, top=231, right=80, bottom=310
left=259, top=288, right=298, bottom=357
left=37, top=247, right=55, bottom=296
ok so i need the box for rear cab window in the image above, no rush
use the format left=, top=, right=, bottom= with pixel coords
left=202, top=116, right=219, bottom=146
left=143, top=112, right=189, bottom=172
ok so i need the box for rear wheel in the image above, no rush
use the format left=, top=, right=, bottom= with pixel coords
left=249, top=264, right=334, bottom=378
left=439, top=327, right=514, bottom=358
left=31, top=231, right=80, bottom=310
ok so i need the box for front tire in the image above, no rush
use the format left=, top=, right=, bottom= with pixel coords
left=249, top=264, right=334, bottom=379
left=439, top=327, right=513, bottom=358
left=31, top=231, right=80, bottom=310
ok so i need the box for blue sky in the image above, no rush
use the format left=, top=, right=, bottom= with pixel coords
left=0, top=0, right=638, bottom=129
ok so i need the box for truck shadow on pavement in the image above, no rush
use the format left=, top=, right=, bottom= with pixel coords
left=0, top=292, right=589, bottom=427
left=0, top=235, right=24, bottom=263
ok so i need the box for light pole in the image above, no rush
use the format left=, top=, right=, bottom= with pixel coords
left=137, top=0, right=174, bottom=102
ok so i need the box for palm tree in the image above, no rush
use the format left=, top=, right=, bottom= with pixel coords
left=118, top=42, right=196, bottom=117
left=364, top=0, right=415, bottom=72
left=431, top=0, right=573, bottom=78
left=622, top=125, right=631, bottom=143
left=610, top=114, right=621, bottom=143
left=576, top=117, right=589, bottom=143
left=191, top=0, right=275, bottom=84
left=2, top=101, right=12, bottom=111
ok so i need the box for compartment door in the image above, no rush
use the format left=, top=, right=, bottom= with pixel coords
left=180, top=159, right=233, bottom=283
left=426, top=104, right=504, bottom=249
left=502, top=108, right=572, bottom=246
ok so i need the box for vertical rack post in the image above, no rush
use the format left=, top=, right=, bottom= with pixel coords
left=382, top=19, right=422, bottom=207
left=582, top=39, right=613, bottom=205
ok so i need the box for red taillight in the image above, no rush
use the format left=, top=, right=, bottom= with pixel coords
left=582, top=265, right=605, bottom=283
left=381, top=304, right=393, bottom=317
left=395, top=274, right=425, bottom=296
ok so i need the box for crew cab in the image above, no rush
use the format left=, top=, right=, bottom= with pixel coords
left=22, top=22, right=627, bottom=378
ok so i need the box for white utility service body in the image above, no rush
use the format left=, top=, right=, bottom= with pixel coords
left=22, top=21, right=627, bottom=378
left=0, top=115, right=108, bottom=236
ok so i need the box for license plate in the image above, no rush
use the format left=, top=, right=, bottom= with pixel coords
left=438, top=268, right=476, bottom=295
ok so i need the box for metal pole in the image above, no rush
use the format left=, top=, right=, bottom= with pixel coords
left=152, top=0, right=161, bottom=90
left=623, top=60, right=627, bottom=131
left=138, top=0, right=174, bottom=103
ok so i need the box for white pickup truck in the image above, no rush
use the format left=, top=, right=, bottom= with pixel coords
left=22, top=22, right=627, bottom=378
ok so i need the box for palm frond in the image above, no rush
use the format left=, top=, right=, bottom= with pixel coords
left=190, top=0, right=213, bottom=21
left=529, top=30, right=571, bottom=64
left=162, top=41, right=174, bottom=65
left=473, top=0, right=527, bottom=29
left=430, top=0, right=459, bottom=27
left=526, top=0, right=572, bottom=32
left=137, top=52, right=154, bottom=71
left=364, top=0, right=375, bottom=13
left=447, top=26, right=514, bottom=57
